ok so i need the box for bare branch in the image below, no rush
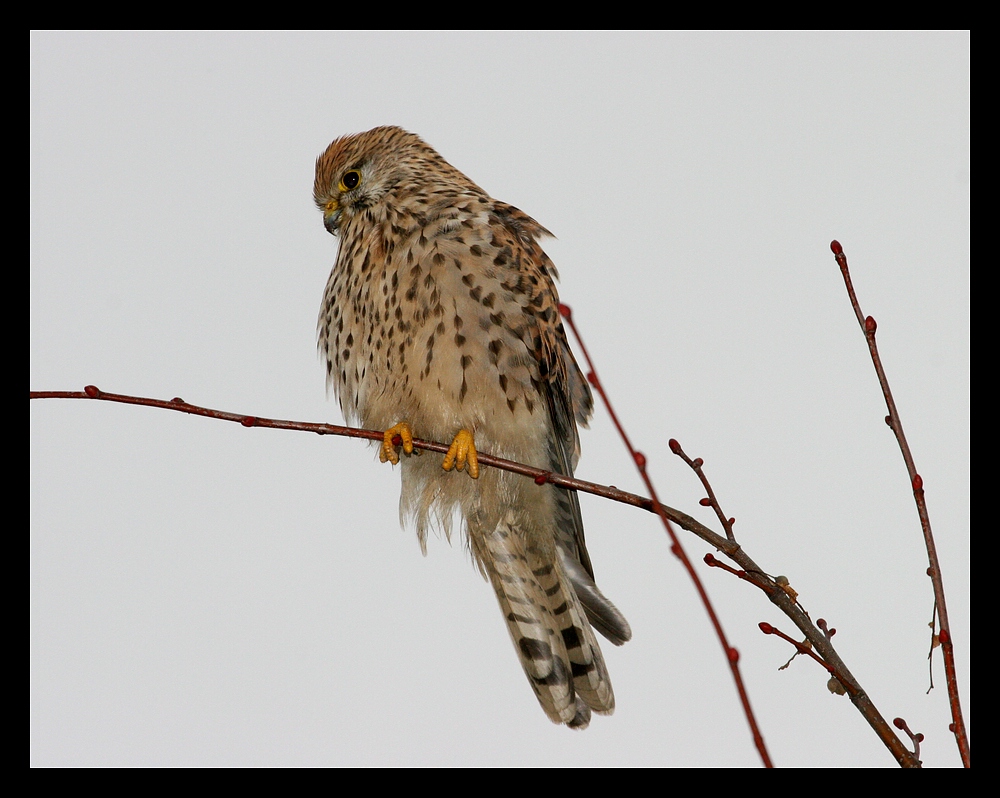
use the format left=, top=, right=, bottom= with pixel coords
left=29, top=364, right=932, bottom=768
left=560, top=303, right=922, bottom=769
left=830, top=241, right=970, bottom=767
left=557, top=306, right=775, bottom=769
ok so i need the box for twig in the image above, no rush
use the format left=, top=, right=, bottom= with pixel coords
left=560, top=304, right=921, bottom=769
left=29, top=387, right=677, bottom=517
left=893, top=717, right=925, bottom=763
left=758, top=622, right=834, bottom=673
left=558, top=306, right=774, bottom=769
left=830, top=241, right=969, bottom=768
left=670, top=441, right=737, bottom=542
left=30, top=383, right=920, bottom=766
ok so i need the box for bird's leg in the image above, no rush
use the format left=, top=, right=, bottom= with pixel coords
left=442, top=429, right=479, bottom=479
left=380, top=422, right=414, bottom=465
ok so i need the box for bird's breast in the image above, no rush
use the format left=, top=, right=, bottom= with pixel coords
left=320, top=220, right=552, bottom=463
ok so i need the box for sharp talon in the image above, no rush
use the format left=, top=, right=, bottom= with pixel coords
left=381, top=422, right=414, bottom=465
left=442, top=429, right=479, bottom=479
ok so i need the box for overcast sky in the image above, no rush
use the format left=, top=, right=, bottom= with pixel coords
left=31, top=31, right=969, bottom=767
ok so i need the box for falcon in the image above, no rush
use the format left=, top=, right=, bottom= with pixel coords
left=314, top=126, right=631, bottom=728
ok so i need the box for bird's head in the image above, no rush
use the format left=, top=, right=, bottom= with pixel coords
left=314, top=126, right=429, bottom=235
left=314, top=126, right=483, bottom=236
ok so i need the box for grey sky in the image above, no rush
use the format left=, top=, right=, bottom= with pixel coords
left=31, top=31, right=969, bottom=766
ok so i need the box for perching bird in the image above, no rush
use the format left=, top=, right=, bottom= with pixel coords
left=314, top=126, right=630, bottom=728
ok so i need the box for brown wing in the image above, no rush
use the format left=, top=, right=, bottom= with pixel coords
left=489, top=203, right=631, bottom=646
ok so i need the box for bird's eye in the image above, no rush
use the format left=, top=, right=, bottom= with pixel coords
left=339, top=170, right=362, bottom=191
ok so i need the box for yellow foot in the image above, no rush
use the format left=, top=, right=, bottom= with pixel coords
left=380, top=422, right=414, bottom=465
left=442, top=429, right=479, bottom=479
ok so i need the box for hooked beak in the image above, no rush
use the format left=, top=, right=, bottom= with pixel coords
left=323, top=198, right=340, bottom=235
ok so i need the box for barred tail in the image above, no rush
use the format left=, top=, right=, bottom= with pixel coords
left=480, top=517, right=614, bottom=729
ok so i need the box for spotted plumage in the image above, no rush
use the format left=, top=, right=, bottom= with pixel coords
left=315, top=126, right=630, bottom=728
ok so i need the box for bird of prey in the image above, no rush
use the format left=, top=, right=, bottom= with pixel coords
left=314, top=126, right=630, bottom=728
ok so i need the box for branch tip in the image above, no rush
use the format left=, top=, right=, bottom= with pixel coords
left=892, top=717, right=923, bottom=758
left=558, top=303, right=571, bottom=319
left=668, top=438, right=681, bottom=453
left=830, top=240, right=843, bottom=255
left=758, top=622, right=774, bottom=634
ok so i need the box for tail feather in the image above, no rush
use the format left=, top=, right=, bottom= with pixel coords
left=546, top=397, right=632, bottom=647
left=480, top=516, right=614, bottom=729
left=558, top=546, right=632, bottom=646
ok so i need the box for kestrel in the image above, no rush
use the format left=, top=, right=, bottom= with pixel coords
left=314, top=126, right=631, bottom=728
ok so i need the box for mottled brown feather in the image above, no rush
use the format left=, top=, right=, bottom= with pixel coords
left=315, top=126, right=630, bottom=728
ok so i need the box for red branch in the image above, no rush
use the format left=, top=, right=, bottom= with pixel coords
left=758, top=622, right=835, bottom=673
left=557, top=304, right=774, bottom=769
left=893, top=717, right=925, bottom=762
left=29, top=387, right=675, bottom=517
left=560, top=303, right=921, bottom=769
left=31, top=377, right=921, bottom=767
left=671, top=442, right=737, bottom=542
left=830, top=241, right=969, bottom=768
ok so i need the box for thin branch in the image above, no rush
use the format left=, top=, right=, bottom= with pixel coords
left=29, top=387, right=669, bottom=516
left=557, top=306, right=774, bottom=769
left=31, top=382, right=920, bottom=766
left=670, top=441, right=737, bottom=542
left=560, top=304, right=921, bottom=769
left=830, top=240, right=969, bottom=768
left=893, top=717, right=925, bottom=763
left=758, top=622, right=835, bottom=673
